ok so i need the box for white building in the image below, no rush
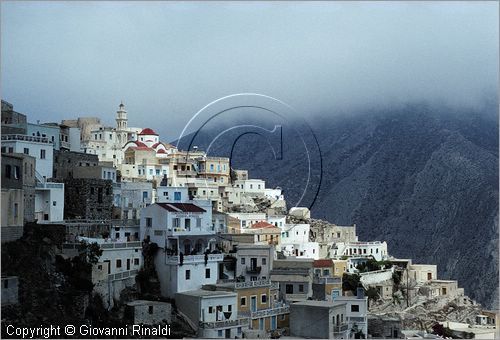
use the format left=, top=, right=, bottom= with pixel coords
left=280, top=223, right=310, bottom=244
left=84, top=103, right=143, bottom=166
left=267, top=215, right=286, bottom=228
left=1, top=134, right=54, bottom=179
left=175, top=289, right=249, bottom=338
left=140, top=192, right=222, bottom=297
left=235, top=244, right=275, bottom=282
left=227, top=212, right=267, bottom=230
left=331, top=241, right=389, bottom=262
left=335, top=292, right=368, bottom=338
left=34, top=181, right=64, bottom=222
left=234, top=179, right=266, bottom=194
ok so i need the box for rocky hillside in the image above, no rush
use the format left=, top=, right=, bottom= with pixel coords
left=176, top=103, right=499, bottom=308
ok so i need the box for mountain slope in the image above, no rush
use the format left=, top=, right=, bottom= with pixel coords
left=175, top=104, right=499, bottom=308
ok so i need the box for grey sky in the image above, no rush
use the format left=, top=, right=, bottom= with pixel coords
left=1, top=1, right=498, bottom=140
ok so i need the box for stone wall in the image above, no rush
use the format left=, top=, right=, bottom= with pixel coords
left=53, top=150, right=99, bottom=180
left=63, top=178, right=113, bottom=220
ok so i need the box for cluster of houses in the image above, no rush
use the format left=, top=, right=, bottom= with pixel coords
left=1, top=101, right=498, bottom=339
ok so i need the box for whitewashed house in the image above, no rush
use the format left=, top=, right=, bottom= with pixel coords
left=140, top=191, right=222, bottom=297
left=175, top=289, right=249, bottom=338
left=331, top=241, right=389, bottom=262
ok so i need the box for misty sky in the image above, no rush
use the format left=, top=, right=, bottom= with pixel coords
left=1, top=1, right=498, bottom=140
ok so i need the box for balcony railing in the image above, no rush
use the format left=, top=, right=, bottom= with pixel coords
left=313, top=277, right=342, bottom=285
left=63, top=241, right=141, bottom=250
left=333, top=324, right=349, bottom=333
left=235, top=279, right=271, bottom=289
left=109, top=269, right=138, bottom=281
left=166, top=253, right=224, bottom=264
left=1, top=134, right=53, bottom=144
left=246, top=266, right=262, bottom=274
left=251, top=306, right=290, bottom=319
left=285, top=293, right=309, bottom=301
left=36, top=182, right=64, bottom=189
left=200, top=317, right=249, bottom=329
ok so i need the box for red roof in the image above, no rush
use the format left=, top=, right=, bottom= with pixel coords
left=134, top=140, right=147, bottom=147
left=250, top=221, right=276, bottom=229
left=157, top=203, right=206, bottom=213
left=313, top=259, right=333, bottom=268
left=139, top=128, right=158, bottom=136
left=152, top=142, right=162, bottom=148
left=157, top=149, right=166, bottom=154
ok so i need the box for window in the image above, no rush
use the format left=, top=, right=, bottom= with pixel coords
left=134, top=258, right=139, bottom=265
left=1, top=147, right=5, bottom=153
left=116, top=259, right=122, bottom=268
left=240, top=297, right=247, bottom=306
left=23, top=148, right=29, bottom=154
left=241, top=258, right=245, bottom=265
left=149, top=306, right=154, bottom=314
left=13, top=203, right=18, bottom=218
left=97, top=265, right=102, bottom=270
left=285, top=284, right=293, bottom=294
left=227, top=305, right=232, bottom=312
left=237, top=327, right=242, bottom=335
left=163, top=191, right=168, bottom=197
left=185, top=269, right=191, bottom=280
left=299, top=284, right=304, bottom=293
left=13, top=166, right=20, bottom=179
left=208, top=306, right=213, bottom=313
left=4, top=280, right=8, bottom=288
left=146, top=218, right=152, bottom=227
left=196, top=218, right=202, bottom=228
left=173, top=218, right=180, bottom=228
left=351, top=304, right=360, bottom=312
left=210, top=164, right=214, bottom=171
left=262, top=258, right=267, bottom=265
left=185, top=218, right=191, bottom=229
left=40, top=149, right=46, bottom=159
left=174, top=192, right=181, bottom=201
left=205, top=268, right=210, bottom=278
left=217, top=330, right=222, bottom=337
left=52, top=201, right=57, bottom=206
left=261, top=294, right=267, bottom=303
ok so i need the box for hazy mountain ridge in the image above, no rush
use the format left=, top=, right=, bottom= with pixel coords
left=175, top=104, right=499, bottom=308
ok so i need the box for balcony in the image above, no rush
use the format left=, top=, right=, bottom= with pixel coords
left=235, top=279, right=271, bottom=289
left=108, top=269, right=139, bottom=281
left=333, top=323, right=349, bottom=333
left=166, top=253, right=224, bottom=265
left=246, top=266, right=262, bottom=274
left=63, top=241, right=141, bottom=250
left=250, top=306, right=290, bottom=319
left=1, top=134, right=53, bottom=144
left=313, top=276, right=342, bottom=285
left=36, top=182, right=64, bottom=190
left=200, top=317, right=249, bottom=329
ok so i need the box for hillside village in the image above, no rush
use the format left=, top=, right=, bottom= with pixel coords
left=1, top=100, right=498, bottom=339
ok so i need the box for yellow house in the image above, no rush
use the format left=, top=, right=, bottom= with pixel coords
left=210, top=280, right=290, bottom=336
left=332, top=259, right=348, bottom=277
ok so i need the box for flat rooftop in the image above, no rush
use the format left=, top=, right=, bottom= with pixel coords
left=292, top=300, right=346, bottom=308
left=176, top=289, right=237, bottom=298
